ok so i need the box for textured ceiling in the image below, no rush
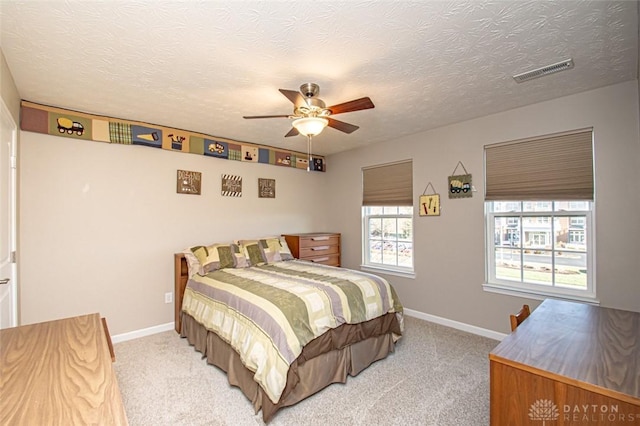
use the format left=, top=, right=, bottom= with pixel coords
left=1, top=1, right=637, bottom=156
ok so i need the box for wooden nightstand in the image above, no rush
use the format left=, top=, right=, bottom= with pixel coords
left=283, top=233, right=341, bottom=266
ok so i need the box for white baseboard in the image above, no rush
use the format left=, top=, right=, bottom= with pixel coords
left=111, top=322, right=175, bottom=344
left=111, top=311, right=506, bottom=345
left=403, top=308, right=507, bottom=341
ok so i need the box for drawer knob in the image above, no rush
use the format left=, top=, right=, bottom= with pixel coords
left=311, top=246, right=330, bottom=251
left=311, top=257, right=330, bottom=262
left=311, top=236, right=330, bottom=241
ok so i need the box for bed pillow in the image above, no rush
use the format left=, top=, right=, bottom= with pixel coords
left=189, top=243, right=245, bottom=274
left=182, top=249, right=202, bottom=278
left=271, top=236, right=294, bottom=262
left=233, top=243, right=249, bottom=268
left=238, top=237, right=293, bottom=265
left=237, top=239, right=269, bottom=266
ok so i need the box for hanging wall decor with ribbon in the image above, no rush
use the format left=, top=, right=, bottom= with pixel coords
left=448, top=161, right=472, bottom=199
left=419, top=182, right=440, bottom=216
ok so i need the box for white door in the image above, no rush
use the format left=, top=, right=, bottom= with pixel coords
left=0, top=99, right=18, bottom=329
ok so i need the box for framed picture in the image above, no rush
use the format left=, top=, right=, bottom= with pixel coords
left=448, top=174, right=472, bottom=199
left=419, top=194, right=440, bottom=216
left=258, top=178, right=276, bottom=198
left=176, top=170, right=201, bottom=195
left=221, top=174, right=242, bottom=197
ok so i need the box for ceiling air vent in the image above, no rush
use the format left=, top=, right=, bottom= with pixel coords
left=513, top=59, right=574, bottom=83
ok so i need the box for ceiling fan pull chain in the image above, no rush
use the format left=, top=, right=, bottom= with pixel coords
left=307, top=135, right=312, bottom=172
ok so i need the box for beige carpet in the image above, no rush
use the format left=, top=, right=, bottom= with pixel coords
left=113, top=316, right=498, bottom=425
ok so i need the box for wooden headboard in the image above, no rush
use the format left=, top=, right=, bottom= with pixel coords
left=174, top=253, right=188, bottom=333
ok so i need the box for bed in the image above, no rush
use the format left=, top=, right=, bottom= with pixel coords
left=174, top=238, right=404, bottom=422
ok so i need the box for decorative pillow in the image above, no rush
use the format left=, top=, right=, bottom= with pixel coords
left=189, top=243, right=244, bottom=274
left=237, top=239, right=269, bottom=266
left=238, top=237, right=294, bottom=265
left=271, top=236, right=294, bottom=262
left=233, top=244, right=249, bottom=268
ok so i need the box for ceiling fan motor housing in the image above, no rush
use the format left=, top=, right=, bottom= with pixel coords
left=305, top=97, right=326, bottom=109
left=300, top=83, right=320, bottom=98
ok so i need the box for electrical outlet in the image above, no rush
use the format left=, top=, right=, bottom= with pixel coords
left=165, top=292, right=172, bottom=304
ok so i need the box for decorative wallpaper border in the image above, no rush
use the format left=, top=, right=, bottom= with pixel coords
left=19, top=101, right=325, bottom=172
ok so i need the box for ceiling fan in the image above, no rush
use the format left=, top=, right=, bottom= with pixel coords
left=243, top=83, right=375, bottom=138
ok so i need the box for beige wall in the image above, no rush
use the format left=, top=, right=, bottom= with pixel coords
left=19, top=134, right=331, bottom=334
left=326, top=80, right=640, bottom=333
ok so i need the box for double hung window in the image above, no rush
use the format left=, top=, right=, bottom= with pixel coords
left=362, top=160, right=414, bottom=276
left=484, top=129, right=595, bottom=301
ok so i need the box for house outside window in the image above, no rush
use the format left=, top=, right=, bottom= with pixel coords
left=483, top=129, right=595, bottom=302
left=528, top=231, right=547, bottom=247
left=569, top=230, right=585, bottom=245
left=361, top=160, right=414, bottom=277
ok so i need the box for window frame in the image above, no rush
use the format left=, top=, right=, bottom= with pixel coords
left=483, top=201, right=597, bottom=303
left=361, top=206, right=415, bottom=278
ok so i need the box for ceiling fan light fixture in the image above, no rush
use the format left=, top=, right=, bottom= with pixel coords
left=292, top=117, right=328, bottom=137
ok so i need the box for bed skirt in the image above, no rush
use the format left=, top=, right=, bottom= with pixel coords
left=180, top=311, right=401, bottom=422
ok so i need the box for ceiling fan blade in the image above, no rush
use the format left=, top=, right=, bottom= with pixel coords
left=327, top=117, right=359, bottom=134
left=327, top=97, right=375, bottom=115
left=243, top=115, right=290, bottom=119
left=279, top=89, right=305, bottom=106
left=284, top=127, right=299, bottom=137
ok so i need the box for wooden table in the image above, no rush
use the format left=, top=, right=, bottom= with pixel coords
left=0, top=313, right=128, bottom=425
left=490, top=299, right=640, bottom=425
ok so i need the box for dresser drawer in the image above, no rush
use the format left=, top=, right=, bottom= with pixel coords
left=303, top=253, right=340, bottom=267
left=299, top=234, right=340, bottom=248
left=299, top=244, right=339, bottom=258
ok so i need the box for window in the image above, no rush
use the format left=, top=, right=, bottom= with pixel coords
left=484, top=129, right=595, bottom=302
left=529, top=232, right=547, bottom=247
left=362, top=160, right=414, bottom=276
left=363, top=206, right=413, bottom=273
left=569, top=230, right=585, bottom=244
left=487, top=201, right=593, bottom=299
left=570, top=217, right=585, bottom=227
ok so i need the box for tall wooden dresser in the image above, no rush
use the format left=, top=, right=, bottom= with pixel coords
left=283, top=233, right=341, bottom=266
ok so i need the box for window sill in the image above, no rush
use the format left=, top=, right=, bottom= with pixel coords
left=360, top=265, right=415, bottom=279
left=482, top=282, right=599, bottom=305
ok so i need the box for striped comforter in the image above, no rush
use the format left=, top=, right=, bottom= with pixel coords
left=181, top=260, right=403, bottom=404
